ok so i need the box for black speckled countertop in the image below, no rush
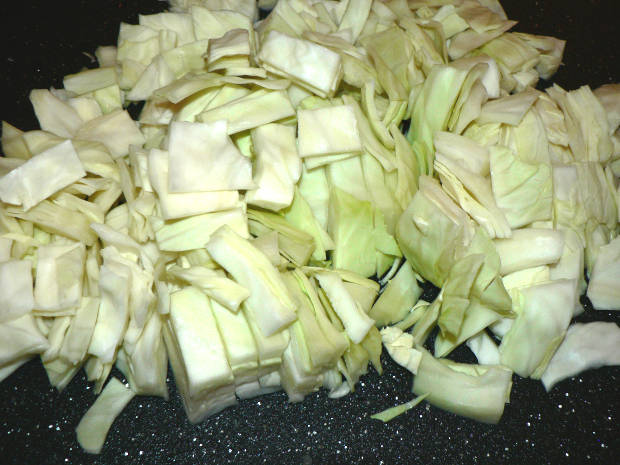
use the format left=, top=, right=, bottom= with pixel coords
left=1, top=1, right=619, bottom=464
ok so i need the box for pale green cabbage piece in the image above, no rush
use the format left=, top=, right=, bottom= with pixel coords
left=75, top=110, right=145, bottom=159
left=315, top=271, right=374, bottom=344
left=0, top=140, right=86, bottom=211
left=87, top=250, right=132, bottom=365
left=211, top=298, right=259, bottom=386
left=197, top=89, right=295, bottom=134
left=162, top=39, right=210, bottom=78
left=541, top=322, right=620, bottom=391
left=489, top=145, right=553, bottom=228
left=412, top=351, right=512, bottom=424
left=466, top=330, right=500, bottom=365
left=477, top=87, right=539, bottom=126
left=547, top=84, right=613, bottom=163
left=127, top=55, right=176, bottom=102
left=328, top=187, right=376, bottom=278
left=283, top=188, right=335, bottom=262
left=380, top=326, right=423, bottom=374
left=370, top=393, right=429, bottom=423
left=34, top=242, right=85, bottom=313
left=0, top=313, right=48, bottom=366
left=247, top=208, right=316, bottom=266
left=206, top=225, right=297, bottom=336
left=75, top=377, right=135, bottom=454
left=370, top=261, right=422, bottom=327
left=245, top=123, right=300, bottom=211
left=493, top=228, right=564, bottom=275
left=434, top=298, right=502, bottom=358
left=298, top=165, right=330, bottom=230
left=29, top=89, right=84, bottom=138
left=58, top=297, right=100, bottom=365
left=396, top=176, right=475, bottom=287
left=167, top=120, right=254, bottom=193
left=118, top=311, right=168, bottom=399
left=154, top=207, right=248, bottom=252
left=169, top=287, right=233, bottom=398
left=166, top=265, right=250, bottom=312
left=64, top=67, right=118, bottom=96
left=499, top=279, right=576, bottom=378
left=587, top=236, right=620, bottom=310
left=0, top=259, right=34, bottom=323
left=147, top=148, right=239, bottom=220
left=407, top=57, right=498, bottom=176
left=139, top=12, right=196, bottom=45
left=297, top=104, right=362, bottom=158
left=257, top=30, right=342, bottom=97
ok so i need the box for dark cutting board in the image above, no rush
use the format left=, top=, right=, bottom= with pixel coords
left=0, top=1, right=618, bottom=464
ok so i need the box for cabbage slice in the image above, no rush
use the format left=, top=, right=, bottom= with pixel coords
left=541, top=322, right=620, bottom=391
left=0, top=259, right=34, bottom=323
left=489, top=146, right=553, bottom=228
left=245, top=123, right=299, bottom=211
left=169, top=287, right=233, bottom=398
left=153, top=207, right=248, bottom=252
left=494, top=228, right=564, bottom=275
left=499, top=279, right=576, bottom=378
left=34, top=242, right=85, bottom=312
left=166, top=265, right=249, bottom=312
left=297, top=105, right=362, bottom=158
left=197, top=90, right=295, bottom=134
left=206, top=225, right=297, bottom=336
left=29, top=89, right=84, bottom=138
left=370, top=393, right=429, bottom=423
left=257, top=30, right=342, bottom=97
left=76, top=110, right=145, bottom=159
left=0, top=313, right=49, bottom=366
left=167, top=120, right=253, bottom=193
left=0, top=140, right=85, bottom=211
left=147, top=148, right=239, bottom=220
left=587, top=236, right=620, bottom=310
left=370, top=261, right=422, bottom=327
left=58, top=297, right=100, bottom=365
left=75, top=377, right=135, bottom=454
left=315, top=271, right=374, bottom=344
left=412, top=351, right=512, bottom=424
left=380, top=326, right=423, bottom=374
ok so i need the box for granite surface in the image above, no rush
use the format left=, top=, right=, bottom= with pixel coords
left=0, top=1, right=618, bottom=464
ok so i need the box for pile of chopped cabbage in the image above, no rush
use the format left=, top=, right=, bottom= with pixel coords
left=0, top=0, right=618, bottom=453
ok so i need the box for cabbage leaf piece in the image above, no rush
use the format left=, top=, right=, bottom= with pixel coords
left=147, top=148, right=239, bottom=220
left=34, top=242, right=85, bottom=312
left=167, top=120, right=254, bottom=193
left=75, top=377, right=135, bottom=454
left=206, top=225, right=297, bottom=336
left=257, top=30, right=342, bottom=98
left=412, top=351, right=512, bottom=424
left=315, top=271, right=374, bottom=345
left=493, top=228, right=564, bottom=275
left=76, top=110, right=145, bottom=159
left=370, top=393, right=429, bottom=423
left=499, top=279, right=576, bottom=378
left=380, top=326, right=423, bottom=374
left=0, top=313, right=49, bottom=366
left=370, top=261, right=422, bottom=328
left=586, top=236, right=620, bottom=310
left=167, top=265, right=250, bottom=313
left=297, top=105, right=362, bottom=158
left=541, top=322, right=620, bottom=391
left=489, top=146, right=552, bottom=228
left=0, top=260, right=34, bottom=323
left=0, top=140, right=85, bottom=210
left=245, top=123, right=300, bottom=211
